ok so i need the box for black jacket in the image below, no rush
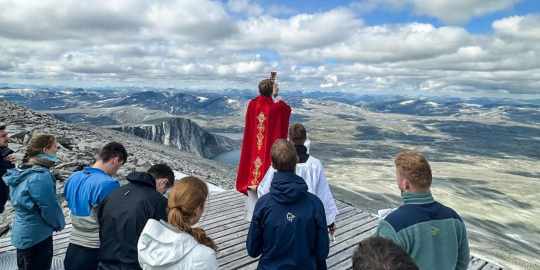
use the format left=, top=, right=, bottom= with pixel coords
left=0, top=147, right=15, bottom=213
left=98, top=172, right=168, bottom=270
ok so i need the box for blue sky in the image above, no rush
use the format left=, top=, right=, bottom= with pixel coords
left=0, top=0, right=539, bottom=98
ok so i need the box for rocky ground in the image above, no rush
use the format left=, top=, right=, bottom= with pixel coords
left=0, top=98, right=237, bottom=238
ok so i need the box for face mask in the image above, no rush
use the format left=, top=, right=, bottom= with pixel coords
left=36, top=154, right=57, bottom=162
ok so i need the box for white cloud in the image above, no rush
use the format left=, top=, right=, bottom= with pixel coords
left=352, top=0, right=525, bottom=24
left=266, top=4, right=295, bottom=16
left=493, top=14, right=540, bottom=40
left=0, top=0, right=538, bottom=96
left=226, top=0, right=264, bottom=16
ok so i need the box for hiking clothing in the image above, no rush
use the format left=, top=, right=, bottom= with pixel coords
left=98, top=172, right=168, bottom=270
left=247, top=171, right=329, bottom=270
left=376, top=191, right=470, bottom=270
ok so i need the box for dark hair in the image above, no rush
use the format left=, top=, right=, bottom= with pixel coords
left=23, top=133, right=56, bottom=163
left=289, top=123, right=307, bottom=145
left=147, top=164, right=175, bottom=188
left=97, top=142, right=128, bottom=164
left=352, top=236, right=419, bottom=270
left=271, top=139, right=297, bottom=172
left=258, top=79, right=274, bottom=97
left=0, top=125, right=5, bottom=131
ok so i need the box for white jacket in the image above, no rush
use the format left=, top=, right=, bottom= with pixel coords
left=138, top=219, right=220, bottom=270
left=257, top=155, right=339, bottom=226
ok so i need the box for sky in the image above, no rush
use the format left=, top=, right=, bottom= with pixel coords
left=0, top=0, right=539, bottom=98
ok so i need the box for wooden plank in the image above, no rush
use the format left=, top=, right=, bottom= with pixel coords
left=0, top=193, right=508, bottom=270
left=218, top=248, right=255, bottom=268
left=199, top=213, right=245, bottom=231
left=325, top=226, right=378, bottom=267
left=480, top=262, right=503, bottom=270
left=208, top=190, right=242, bottom=201
left=211, top=223, right=251, bottom=241
left=328, top=257, right=353, bottom=270
left=197, top=205, right=245, bottom=226
left=205, top=195, right=244, bottom=209
left=467, top=257, right=488, bottom=270
left=206, top=218, right=248, bottom=234
left=327, top=228, right=377, bottom=269
left=220, top=217, right=379, bottom=269
left=238, top=260, right=260, bottom=270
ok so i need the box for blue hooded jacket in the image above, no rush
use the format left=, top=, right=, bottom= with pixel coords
left=2, top=165, right=66, bottom=249
left=247, top=171, right=329, bottom=270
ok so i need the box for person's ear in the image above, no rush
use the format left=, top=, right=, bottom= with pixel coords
left=160, top=178, right=169, bottom=188
left=296, top=156, right=299, bottom=164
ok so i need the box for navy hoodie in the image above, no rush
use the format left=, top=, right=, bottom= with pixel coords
left=247, top=171, right=329, bottom=270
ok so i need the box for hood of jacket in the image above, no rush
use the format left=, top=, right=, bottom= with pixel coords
left=3, top=165, right=49, bottom=187
left=269, top=171, right=308, bottom=204
left=138, top=219, right=200, bottom=267
left=126, top=172, right=156, bottom=188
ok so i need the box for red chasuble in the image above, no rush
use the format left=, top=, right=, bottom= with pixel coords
left=236, top=95, right=291, bottom=195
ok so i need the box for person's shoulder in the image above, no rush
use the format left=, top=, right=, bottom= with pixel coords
left=92, top=173, right=117, bottom=185
left=148, top=190, right=168, bottom=204
left=190, top=244, right=218, bottom=267
left=257, top=193, right=273, bottom=205
left=26, top=167, right=53, bottom=181
left=306, top=156, right=323, bottom=167
left=306, top=192, right=324, bottom=207
left=383, top=204, right=424, bottom=232
left=435, top=201, right=463, bottom=222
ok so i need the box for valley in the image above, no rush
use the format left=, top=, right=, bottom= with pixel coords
left=1, top=87, right=540, bottom=269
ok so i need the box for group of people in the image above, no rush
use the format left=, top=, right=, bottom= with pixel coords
left=236, top=78, right=470, bottom=270
left=0, top=75, right=470, bottom=270
left=0, top=129, right=219, bottom=270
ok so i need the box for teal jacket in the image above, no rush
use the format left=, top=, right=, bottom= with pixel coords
left=376, top=191, right=469, bottom=270
left=3, top=165, right=66, bottom=249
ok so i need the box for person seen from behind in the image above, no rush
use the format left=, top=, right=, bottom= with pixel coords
left=63, top=142, right=127, bottom=270
left=138, top=176, right=219, bottom=270
left=375, top=151, right=470, bottom=270
left=2, top=133, right=65, bottom=270
left=257, top=123, right=339, bottom=236
left=247, top=139, right=329, bottom=269
left=352, top=236, right=419, bottom=270
left=98, top=164, right=175, bottom=270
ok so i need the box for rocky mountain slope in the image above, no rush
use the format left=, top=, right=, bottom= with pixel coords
left=0, top=98, right=237, bottom=238
left=112, top=118, right=240, bottom=158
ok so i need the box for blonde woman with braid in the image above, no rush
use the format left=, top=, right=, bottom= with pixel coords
left=137, top=176, right=219, bottom=269
left=2, top=133, right=66, bottom=270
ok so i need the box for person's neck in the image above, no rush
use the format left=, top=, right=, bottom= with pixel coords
left=403, top=187, right=429, bottom=194
left=92, top=161, right=112, bottom=176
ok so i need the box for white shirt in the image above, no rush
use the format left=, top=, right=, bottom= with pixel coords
left=257, top=156, right=339, bottom=225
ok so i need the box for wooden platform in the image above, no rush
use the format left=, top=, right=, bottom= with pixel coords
left=0, top=190, right=504, bottom=269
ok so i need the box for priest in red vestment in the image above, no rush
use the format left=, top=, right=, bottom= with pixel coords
left=236, top=79, right=291, bottom=195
